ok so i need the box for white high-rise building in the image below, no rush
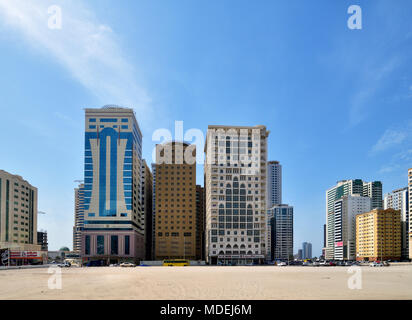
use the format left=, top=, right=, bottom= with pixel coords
left=384, top=187, right=409, bottom=259
left=204, top=125, right=269, bottom=265
left=325, top=179, right=382, bottom=260
left=334, top=195, right=371, bottom=260
left=267, top=161, right=282, bottom=208
left=73, top=183, right=85, bottom=254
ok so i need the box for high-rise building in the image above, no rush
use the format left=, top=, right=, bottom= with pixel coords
left=37, top=231, right=48, bottom=251
left=195, top=185, right=205, bottom=260
left=153, top=141, right=197, bottom=260
left=333, top=195, right=371, bottom=260
left=73, top=183, right=85, bottom=254
left=356, top=208, right=401, bottom=261
left=0, top=170, right=40, bottom=251
left=82, top=106, right=144, bottom=263
left=384, top=187, right=409, bottom=259
left=297, top=249, right=303, bottom=260
left=363, top=181, right=383, bottom=209
left=409, top=168, right=412, bottom=260
left=267, top=204, right=293, bottom=261
left=325, top=179, right=382, bottom=259
left=267, top=161, right=282, bottom=208
left=302, top=242, right=312, bottom=259
left=141, top=160, right=153, bottom=260
left=204, top=125, right=269, bottom=265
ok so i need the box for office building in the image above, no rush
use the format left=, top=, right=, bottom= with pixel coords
left=325, top=179, right=382, bottom=259
left=356, top=208, right=401, bottom=261
left=334, top=195, right=371, bottom=260
left=267, top=161, right=282, bottom=208
left=73, top=183, right=85, bottom=254
left=204, top=125, right=269, bottom=265
left=196, top=185, right=205, bottom=260
left=0, top=170, right=40, bottom=251
left=297, top=249, right=303, bottom=260
left=141, top=160, right=153, bottom=260
left=384, top=187, right=409, bottom=259
left=82, top=106, right=144, bottom=263
left=302, top=242, right=312, bottom=259
left=409, top=168, right=412, bottom=260
left=153, top=141, right=197, bottom=260
left=267, top=204, right=293, bottom=261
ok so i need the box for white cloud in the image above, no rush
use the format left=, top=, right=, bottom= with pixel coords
left=371, top=129, right=407, bottom=153
left=0, top=0, right=151, bottom=120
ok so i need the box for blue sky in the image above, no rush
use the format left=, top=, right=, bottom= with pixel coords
left=0, top=0, right=411, bottom=254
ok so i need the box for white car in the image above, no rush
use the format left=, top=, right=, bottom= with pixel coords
left=369, top=262, right=383, bottom=267
left=120, top=262, right=136, bottom=267
left=278, top=262, right=287, bottom=266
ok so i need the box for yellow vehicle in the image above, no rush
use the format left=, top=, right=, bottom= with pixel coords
left=163, top=259, right=189, bottom=266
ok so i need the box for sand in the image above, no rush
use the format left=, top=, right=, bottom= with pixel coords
left=0, top=265, right=411, bottom=300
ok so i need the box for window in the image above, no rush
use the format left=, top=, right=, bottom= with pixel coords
left=111, top=235, right=118, bottom=255
left=85, top=235, right=90, bottom=255
left=125, top=235, right=130, bottom=255
left=97, top=235, right=105, bottom=255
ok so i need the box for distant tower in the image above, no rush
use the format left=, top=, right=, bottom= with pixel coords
left=73, top=183, right=85, bottom=253
left=267, top=161, right=282, bottom=208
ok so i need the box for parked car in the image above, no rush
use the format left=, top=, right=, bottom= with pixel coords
left=57, top=262, right=71, bottom=268
left=329, top=261, right=336, bottom=266
left=120, top=262, right=136, bottom=267
left=302, top=261, right=311, bottom=266
left=319, top=261, right=327, bottom=266
left=278, top=262, right=287, bottom=266
left=383, top=261, right=390, bottom=266
left=312, top=261, right=320, bottom=266
left=369, top=261, right=384, bottom=267
left=344, top=261, right=353, bottom=266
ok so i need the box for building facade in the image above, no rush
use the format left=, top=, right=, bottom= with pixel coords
left=409, top=168, right=412, bottom=260
left=196, top=185, right=205, bottom=260
left=141, top=160, right=153, bottom=260
left=356, top=209, right=401, bottom=261
left=267, top=161, right=282, bottom=208
left=384, top=187, right=409, bottom=259
left=204, top=125, right=269, bottom=265
left=363, top=181, right=383, bottom=210
left=153, top=142, right=197, bottom=260
left=325, top=179, right=382, bottom=260
left=267, top=204, right=293, bottom=261
left=333, top=195, right=371, bottom=260
left=302, top=242, right=312, bottom=259
left=37, top=231, right=48, bottom=251
left=81, top=106, right=144, bottom=263
left=0, top=170, right=40, bottom=251
left=73, top=183, right=85, bottom=253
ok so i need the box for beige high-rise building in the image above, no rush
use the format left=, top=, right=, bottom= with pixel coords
left=356, top=208, right=401, bottom=261
left=204, top=125, right=269, bottom=265
left=409, top=168, right=412, bottom=260
left=153, top=141, right=197, bottom=260
left=0, top=170, right=40, bottom=251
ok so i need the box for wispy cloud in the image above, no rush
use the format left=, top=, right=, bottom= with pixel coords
left=349, top=57, right=400, bottom=127
left=0, top=0, right=151, bottom=120
left=371, top=128, right=408, bottom=153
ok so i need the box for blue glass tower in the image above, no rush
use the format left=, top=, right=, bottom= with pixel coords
left=82, top=106, right=144, bottom=263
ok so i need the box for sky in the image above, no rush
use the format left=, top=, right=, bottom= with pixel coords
left=0, top=0, right=411, bottom=254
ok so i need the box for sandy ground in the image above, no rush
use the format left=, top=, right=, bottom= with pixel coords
left=0, top=265, right=411, bottom=300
